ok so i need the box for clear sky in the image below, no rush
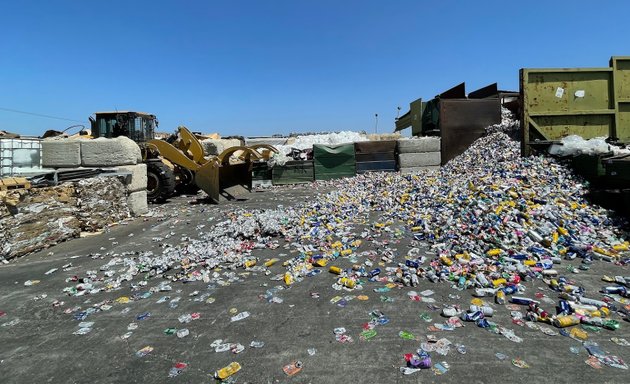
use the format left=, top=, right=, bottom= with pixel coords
left=1, top=0, right=628, bottom=137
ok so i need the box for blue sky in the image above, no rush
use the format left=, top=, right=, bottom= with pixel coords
left=0, top=0, right=627, bottom=137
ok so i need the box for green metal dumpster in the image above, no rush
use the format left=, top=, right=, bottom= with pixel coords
left=252, top=161, right=272, bottom=188
left=521, top=56, right=630, bottom=155
left=272, top=160, right=314, bottom=185
left=313, top=143, right=356, bottom=181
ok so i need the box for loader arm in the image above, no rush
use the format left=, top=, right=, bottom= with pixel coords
left=247, top=144, right=279, bottom=160
left=217, top=146, right=264, bottom=165
left=175, top=126, right=206, bottom=165
left=147, top=139, right=202, bottom=171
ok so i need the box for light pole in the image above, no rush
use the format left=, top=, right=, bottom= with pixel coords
left=374, top=113, right=378, bottom=134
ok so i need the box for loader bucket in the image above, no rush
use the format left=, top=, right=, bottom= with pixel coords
left=195, top=161, right=253, bottom=203
left=218, top=162, right=252, bottom=200
left=194, top=160, right=221, bottom=204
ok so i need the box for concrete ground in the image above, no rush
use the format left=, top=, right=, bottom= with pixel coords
left=0, top=185, right=629, bottom=384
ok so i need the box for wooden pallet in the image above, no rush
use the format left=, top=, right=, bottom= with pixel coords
left=0, top=177, right=31, bottom=191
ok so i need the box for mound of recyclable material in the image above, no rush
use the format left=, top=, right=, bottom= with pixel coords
left=81, top=112, right=627, bottom=296
left=0, top=178, right=130, bottom=261
left=275, top=131, right=368, bottom=156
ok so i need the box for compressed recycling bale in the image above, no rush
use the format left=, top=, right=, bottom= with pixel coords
left=0, top=177, right=133, bottom=260
left=399, top=166, right=440, bottom=174
left=75, top=177, right=131, bottom=230
left=127, top=190, right=148, bottom=215
left=80, top=136, right=141, bottom=166
left=201, top=139, right=243, bottom=156
left=397, top=137, right=441, bottom=153
left=41, top=139, right=81, bottom=168
left=115, top=164, right=147, bottom=192
left=245, top=137, right=288, bottom=146
left=398, top=152, right=441, bottom=167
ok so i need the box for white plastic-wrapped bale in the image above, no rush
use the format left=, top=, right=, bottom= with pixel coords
left=41, top=139, right=82, bottom=168
left=127, top=190, right=148, bottom=215
left=245, top=137, right=288, bottom=147
left=397, top=137, right=441, bottom=153
left=80, top=136, right=141, bottom=166
left=115, top=164, right=147, bottom=192
left=398, top=152, right=441, bottom=168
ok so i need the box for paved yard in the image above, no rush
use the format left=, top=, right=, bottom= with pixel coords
left=0, top=186, right=628, bottom=383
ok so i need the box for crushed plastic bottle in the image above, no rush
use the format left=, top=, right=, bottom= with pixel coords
left=168, top=362, right=188, bottom=378
left=215, top=362, right=241, bottom=380
left=230, top=311, right=250, bottom=322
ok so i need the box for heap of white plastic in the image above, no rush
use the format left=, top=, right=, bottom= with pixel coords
left=274, top=131, right=368, bottom=156
left=548, top=135, right=630, bottom=157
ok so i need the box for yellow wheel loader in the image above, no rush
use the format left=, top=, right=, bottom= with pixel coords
left=89, top=111, right=277, bottom=203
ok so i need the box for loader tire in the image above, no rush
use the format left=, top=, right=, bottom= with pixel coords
left=175, top=167, right=200, bottom=195
left=146, top=161, right=176, bottom=203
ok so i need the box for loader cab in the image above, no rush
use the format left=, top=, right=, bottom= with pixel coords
left=90, top=111, right=158, bottom=143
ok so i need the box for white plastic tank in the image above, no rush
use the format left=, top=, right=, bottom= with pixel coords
left=0, top=137, right=42, bottom=177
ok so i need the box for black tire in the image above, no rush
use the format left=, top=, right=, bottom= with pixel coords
left=175, top=167, right=200, bottom=195
left=146, top=161, right=176, bottom=203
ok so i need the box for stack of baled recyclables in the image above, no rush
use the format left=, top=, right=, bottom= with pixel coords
left=396, top=137, right=441, bottom=174
left=41, top=136, right=148, bottom=215
left=255, top=137, right=443, bottom=186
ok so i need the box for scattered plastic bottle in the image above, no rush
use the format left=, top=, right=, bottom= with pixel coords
left=230, top=311, right=250, bottom=322
left=215, top=362, right=241, bottom=380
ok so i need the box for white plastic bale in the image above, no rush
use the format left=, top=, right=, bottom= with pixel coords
left=41, top=139, right=81, bottom=168
left=80, top=136, right=141, bottom=166
left=397, top=137, right=441, bottom=153
left=398, top=152, right=441, bottom=167
left=127, top=190, right=148, bottom=215
left=115, top=164, right=148, bottom=192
